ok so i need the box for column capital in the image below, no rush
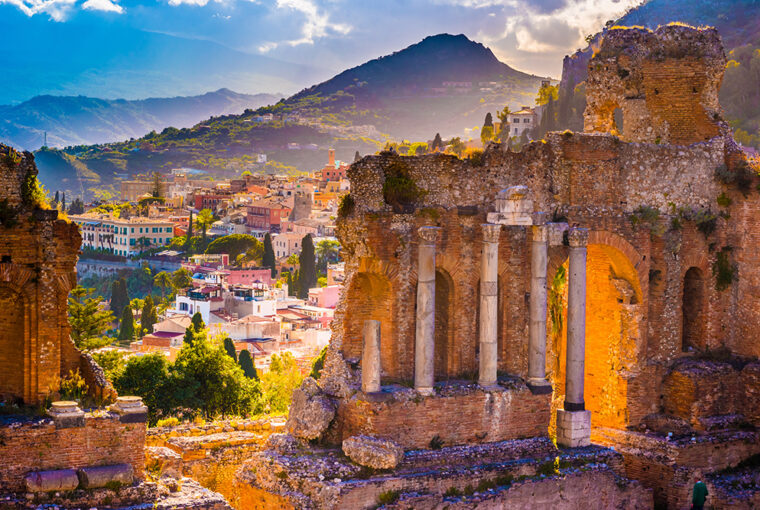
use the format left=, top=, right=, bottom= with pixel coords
left=568, top=227, right=589, bottom=248
left=531, top=224, right=548, bottom=243
left=418, top=226, right=441, bottom=245
left=481, top=223, right=501, bottom=244
left=532, top=211, right=548, bottom=226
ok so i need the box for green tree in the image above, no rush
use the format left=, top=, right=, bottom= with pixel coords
left=536, top=82, right=559, bottom=106
left=315, top=239, right=340, bottom=272
left=113, top=353, right=171, bottom=425
left=152, top=172, right=162, bottom=198
left=206, top=234, right=262, bottom=262
left=263, top=233, right=276, bottom=278
left=184, top=210, right=194, bottom=248
left=118, top=306, right=135, bottom=342
left=223, top=337, right=238, bottom=362
left=171, top=268, right=193, bottom=290
left=173, top=331, right=261, bottom=419
left=261, top=352, right=302, bottom=413
left=68, top=286, right=115, bottom=351
left=298, top=234, right=317, bottom=298
left=92, top=350, right=126, bottom=382
left=481, top=112, right=495, bottom=145
left=191, top=312, right=205, bottom=332
left=68, top=198, right=85, bottom=215
left=238, top=349, right=258, bottom=380
left=286, top=271, right=293, bottom=294
left=309, top=346, right=327, bottom=380
left=446, top=137, right=465, bottom=156
left=195, top=208, right=215, bottom=241
left=153, top=271, right=173, bottom=302
left=110, top=278, right=130, bottom=319
left=140, top=295, right=158, bottom=334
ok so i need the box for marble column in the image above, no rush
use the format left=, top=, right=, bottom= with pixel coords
left=362, top=320, right=381, bottom=393
left=528, top=213, right=551, bottom=393
left=414, top=226, right=440, bottom=395
left=557, top=227, right=591, bottom=448
left=478, top=224, right=501, bottom=388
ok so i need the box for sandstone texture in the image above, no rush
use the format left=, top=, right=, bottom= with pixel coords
left=285, top=377, right=336, bottom=440
left=342, top=435, right=404, bottom=469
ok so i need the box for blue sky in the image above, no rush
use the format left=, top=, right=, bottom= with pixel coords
left=0, top=0, right=642, bottom=102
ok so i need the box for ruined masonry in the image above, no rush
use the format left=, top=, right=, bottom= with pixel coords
left=239, top=25, right=760, bottom=509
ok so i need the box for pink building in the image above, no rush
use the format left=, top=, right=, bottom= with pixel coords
left=225, top=268, right=273, bottom=286
left=307, top=285, right=341, bottom=308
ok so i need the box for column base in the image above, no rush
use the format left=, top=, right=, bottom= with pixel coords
left=526, top=378, right=553, bottom=395
left=415, top=387, right=434, bottom=397
left=478, top=381, right=500, bottom=391
left=556, top=409, right=591, bottom=448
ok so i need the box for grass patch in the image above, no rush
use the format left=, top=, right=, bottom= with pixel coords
left=377, top=489, right=400, bottom=505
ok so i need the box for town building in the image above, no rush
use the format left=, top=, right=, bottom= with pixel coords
left=71, top=214, right=175, bottom=257
left=506, top=106, right=539, bottom=138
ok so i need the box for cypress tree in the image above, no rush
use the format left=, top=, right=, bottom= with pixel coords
left=286, top=271, right=293, bottom=295
left=53, top=191, right=60, bottom=209
left=110, top=278, right=129, bottom=318
left=183, top=326, right=196, bottom=345
left=184, top=210, right=193, bottom=249
left=298, top=235, right=316, bottom=299
left=483, top=112, right=493, bottom=127
left=191, top=311, right=205, bottom=332
left=118, top=306, right=135, bottom=342
left=223, top=337, right=238, bottom=362
left=263, top=233, right=276, bottom=278
left=61, top=192, right=66, bottom=213
left=431, top=133, right=443, bottom=151
left=238, top=349, right=258, bottom=380
left=140, top=295, right=157, bottom=333
left=353, top=151, right=361, bottom=162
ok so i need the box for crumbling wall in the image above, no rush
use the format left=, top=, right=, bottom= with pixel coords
left=584, top=25, right=725, bottom=145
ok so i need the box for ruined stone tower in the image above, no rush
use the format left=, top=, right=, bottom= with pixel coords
left=0, top=145, right=103, bottom=404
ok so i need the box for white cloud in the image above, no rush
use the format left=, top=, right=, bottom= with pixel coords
left=82, top=0, right=123, bottom=14
left=259, top=0, right=351, bottom=52
left=0, top=0, right=76, bottom=21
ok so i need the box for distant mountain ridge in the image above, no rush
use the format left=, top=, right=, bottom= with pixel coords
left=262, top=33, right=548, bottom=140
left=0, top=89, right=282, bottom=150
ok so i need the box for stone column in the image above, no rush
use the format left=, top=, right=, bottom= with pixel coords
left=362, top=320, right=381, bottom=393
left=528, top=213, right=551, bottom=394
left=415, top=226, right=440, bottom=396
left=557, top=227, right=591, bottom=448
left=478, top=223, right=501, bottom=388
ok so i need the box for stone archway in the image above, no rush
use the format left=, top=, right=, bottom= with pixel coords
left=682, top=267, right=706, bottom=352
left=0, top=285, right=26, bottom=401
left=548, top=240, right=645, bottom=431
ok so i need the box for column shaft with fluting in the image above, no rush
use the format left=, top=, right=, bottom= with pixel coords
left=528, top=218, right=550, bottom=391
left=478, top=224, right=501, bottom=387
left=564, top=228, right=589, bottom=410
left=362, top=320, right=381, bottom=393
left=414, top=227, right=440, bottom=395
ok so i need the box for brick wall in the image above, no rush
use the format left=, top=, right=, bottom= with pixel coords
left=329, top=385, right=551, bottom=449
left=0, top=413, right=146, bottom=492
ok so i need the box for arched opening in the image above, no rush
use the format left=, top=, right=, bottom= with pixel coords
left=0, top=287, right=25, bottom=402
left=682, top=267, right=705, bottom=352
left=548, top=244, right=644, bottom=432
left=343, top=272, right=395, bottom=376
left=435, top=269, right=455, bottom=380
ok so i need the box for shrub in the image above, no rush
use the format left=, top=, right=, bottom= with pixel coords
left=464, top=147, right=485, bottom=166
left=712, top=246, right=737, bottom=291
left=337, top=193, right=355, bottom=218
left=693, top=209, right=718, bottom=237
left=429, top=435, right=444, bottom=450
left=309, top=345, right=327, bottom=380
left=715, top=161, right=754, bottom=196
left=382, top=160, right=425, bottom=213
left=716, top=192, right=732, bottom=207
left=630, top=205, right=663, bottom=234
left=21, top=170, right=49, bottom=209
left=156, top=417, right=180, bottom=428
left=377, top=490, right=400, bottom=505
left=60, top=370, right=88, bottom=402
left=444, top=487, right=461, bottom=497
left=536, top=459, right=560, bottom=476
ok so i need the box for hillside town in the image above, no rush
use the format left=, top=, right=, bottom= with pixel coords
left=69, top=149, right=348, bottom=374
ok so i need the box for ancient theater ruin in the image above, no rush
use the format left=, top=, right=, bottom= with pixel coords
left=238, top=24, right=760, bottom=509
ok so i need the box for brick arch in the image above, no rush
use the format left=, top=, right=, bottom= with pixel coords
left=0, top=282, right=30, bottom=402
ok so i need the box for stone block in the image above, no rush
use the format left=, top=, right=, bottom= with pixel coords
left=109, top=396, right=149, bottom=423
left=147, top=446, right=183, bottom=479
left=24, top=469, right=79, bottom=492
left=342, top=435, right=404, bottom=469
left=286, top=378, right=336, bottom=441
left=557, top=409, right=591, bottom=448
left=77, top=463, right=134, bottom=489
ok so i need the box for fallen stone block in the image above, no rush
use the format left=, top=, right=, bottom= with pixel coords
left=342, top=435, right=404, bottom=469
left=286, top=377, right=336, bottom=440
left=147, top=446, right=183, bottom=479
left=77, top=463, right=134, bottom=489
left=24, top=469, right=79, bottom=492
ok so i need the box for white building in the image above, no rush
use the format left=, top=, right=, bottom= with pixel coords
left=506, top=106, right=539, bottom=138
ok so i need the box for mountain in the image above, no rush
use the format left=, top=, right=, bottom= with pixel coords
left=261, top=33, right=548, bottom=140
left=548, top=0, right=760, bottom=148
left=34, top=34, right=549, bottom=200
left=0, top=14, right=326, bottom=105
left=0, top=89, right=282, bottom=150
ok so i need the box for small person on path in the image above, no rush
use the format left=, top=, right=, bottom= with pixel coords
left=692, top=479, right=708, bottom=510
